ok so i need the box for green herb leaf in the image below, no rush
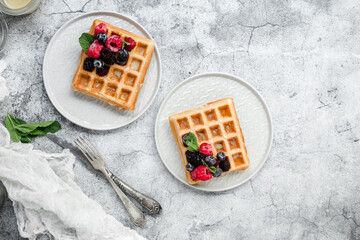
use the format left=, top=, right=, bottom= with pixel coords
left=186, top=132, right=199, bottom=152
left=20, top=136, right=32, bottom=143
left=4, top=114, right=61, bottom=143
left=209, top=166, right=217, bottom=173
left=5, top=114, right=22, bottom=142
left=15, top=121, right=60, bottom=134
left=79, top=33, right=95, bottom=52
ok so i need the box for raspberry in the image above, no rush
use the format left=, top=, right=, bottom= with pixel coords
left=96, top=65, right=109, bottom=76
left=105, top=35, right=122, bottom=52
left=199, top=143, right=212, bottom=156
left=124, top=37, right=136, bottom=51
left=190, top=165, right=212, bottom=181
left=94, top=23, right=108, bottom=36
left=219, top=159, right=230, bottom=172
left=83, top=57, right=94, bottom=72
left=87, top=40, right=103, bottom=58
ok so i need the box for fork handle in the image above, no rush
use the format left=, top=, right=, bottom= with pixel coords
left=102, top=169, right=146, bottom=228
left=109, top=170, right=163, bottom=215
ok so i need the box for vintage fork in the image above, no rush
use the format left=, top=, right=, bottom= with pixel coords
left=75, top=136, right=162, bottom=227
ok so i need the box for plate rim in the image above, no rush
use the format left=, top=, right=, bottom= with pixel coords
left=154, top=72, right=273, bottom=192
left=43, top=11, right=162, bottom=130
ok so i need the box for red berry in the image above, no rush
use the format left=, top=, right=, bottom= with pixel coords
left=199, top=143, right=212, bottom=156
left=124, top=37, right=136, bottom=51
left=190, top=165, right=212, bottom=181
left=87, top=40, right=103, bottom=58
left=94, top=23, right=108, bottom=36
left=105, top=35, right=122, bottom=52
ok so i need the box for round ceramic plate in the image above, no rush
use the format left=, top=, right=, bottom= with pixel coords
left=43, top=12, right=161, bottom=130
left=155, top=73, right=273, bottom=192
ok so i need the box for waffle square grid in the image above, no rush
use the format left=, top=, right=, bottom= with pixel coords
left=169, top=98, right=250, bottom=185
left=71, top=19, right=155, bottom=110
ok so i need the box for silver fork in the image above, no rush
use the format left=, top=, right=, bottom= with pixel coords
left=75, top=136, right=162, bottom=227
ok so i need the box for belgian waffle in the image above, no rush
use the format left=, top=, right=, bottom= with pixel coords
left=169, top=98, right=250, bottom=185
left=71, top=19, right=155, bottom=110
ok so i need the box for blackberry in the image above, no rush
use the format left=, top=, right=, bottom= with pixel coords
left=186, top=163, right=194, bottom=172
left=217, top=152, right=227, bottom=161
left=186, top=150, right=202, bottom=167
left=96, top=65, right=109, bottom=76
left=97, top=32, right=107, bottom=43
left=182, top=133, right=189, bottom=147
left=100, top=48, right=112, bottom=60
left=83, top=57, right=94, bottom=72
left=104, top=53, right=116, bottom=65
left=219, top=159, right=230, bottom=172
left=204, top=155, right=216, bottom=167
left=212, top=168, right=222, bottom=177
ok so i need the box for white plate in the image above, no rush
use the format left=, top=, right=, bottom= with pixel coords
left=155, top=73, right=273, bottom=192
left=43, top=12, right=161, bottom=130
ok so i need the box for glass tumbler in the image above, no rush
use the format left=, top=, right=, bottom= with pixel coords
left=0, top=0, right=40, bottom=16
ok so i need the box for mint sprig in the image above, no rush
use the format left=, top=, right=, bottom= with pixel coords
left=201, top=160, right=217, bottom=173
left=5, top=114, right=61, bottom=143
left=186, top=132, right=199, bottom=152
left=79, top=33, right=96, bottom=52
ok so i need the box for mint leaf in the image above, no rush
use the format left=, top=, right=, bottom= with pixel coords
left=20, top=136, right=32, bottom=143
left=4, top=114, right=61, bottom=143
left=201, top=160, right=217, bottom=173
left=5, top=114, right=22, bottom=142
left=79, top=33, right=95, bottom=52
left=186, top=132, right=199, bottom=152
left=15, top=121, right=60, bottom=134
left=209, top=166, right=217, bottom=173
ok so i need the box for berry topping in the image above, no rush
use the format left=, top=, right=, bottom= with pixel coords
left=116, top=49, right=129, bottom=65
left=219, top=159, right=231, bottom=172
left=204, top=155, right=216, bottom=167
left=97, top=32, right=107, bottom=43
left=186, top=163, right=194, bottom=172
left=99, top=48, right=116, bottom=65
left=104, top=54, right=116, bottom=65
left=96, top=65, right=109, bottom=76
left=87, top=40, right=104, bottom=58
left=182, top=134, right=189, bottom=147
left=83, top=57, right=94, bottom=72
left=124, top=37, right=136, bottom=51
left=199, top=143, right=212, bottom=156
left=94, top=23, right=108, bottom=36
left=100, top=47, right=112, bottom=59
left=185, top=150, right=202, bottom=167
left=214, top=159, right=220, bottom=167
left=118, top=49, right=129, bottom=61
left=93, top=58, right=104, bottom=69
left=216, top=152, right=227, bottom=161
left=105, top=35, right=122, bottom=52
left=190, top=165, right=212, bottom=181
left=212, top=168, right=223, bottom=177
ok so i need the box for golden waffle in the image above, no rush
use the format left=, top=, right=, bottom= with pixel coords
left=71, top=19, right=155, bottom=110
left=169, top=98, right=250, bottom=184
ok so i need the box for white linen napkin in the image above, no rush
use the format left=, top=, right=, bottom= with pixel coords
left=0, top=61, right=146, bottom=240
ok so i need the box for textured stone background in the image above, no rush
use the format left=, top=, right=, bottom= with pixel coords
left=1, top=0, right=360, bottom=239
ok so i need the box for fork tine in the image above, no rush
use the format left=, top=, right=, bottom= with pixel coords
left=79, top=136, right=101, bottom=160
left=80, top=136, right=104, bottom=161
left=75, top=138, right=97, bottom=163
